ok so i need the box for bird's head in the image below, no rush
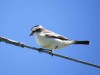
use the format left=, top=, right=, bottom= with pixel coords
left=30, top=25, right=43, bottom=36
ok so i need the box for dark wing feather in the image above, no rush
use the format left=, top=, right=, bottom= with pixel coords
left=46, top=35, right=69, bottom=40
left=56, top=35, right=69, bottom=40
left=43, top=30, right=69, bottom=40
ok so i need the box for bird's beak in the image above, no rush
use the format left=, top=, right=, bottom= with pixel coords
left=29, top=32, right=33, bottom=36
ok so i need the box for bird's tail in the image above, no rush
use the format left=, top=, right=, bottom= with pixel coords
left=74, top=40, right=90, bottom=45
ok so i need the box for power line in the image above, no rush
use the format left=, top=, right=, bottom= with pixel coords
left=0, top=36, right=100, bottom=68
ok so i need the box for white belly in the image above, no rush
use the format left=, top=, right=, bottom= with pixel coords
left=34, top=33, right=74, bottom=50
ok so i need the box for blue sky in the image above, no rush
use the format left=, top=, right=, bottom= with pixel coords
left=0, top=0, right=100, bottom=75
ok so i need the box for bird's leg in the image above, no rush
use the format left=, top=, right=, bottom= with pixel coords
left=47, top=46, right=58, bottom=56
left=48, top=50, right=54, bottom=56
left=38, top=48, right=54, bottom=56
left=55, top=45, right=58, bottom=49
left=48, top=46, right=58, bottom=56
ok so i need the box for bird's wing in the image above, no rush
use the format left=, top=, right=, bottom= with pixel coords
left=43, top=29, right=69, bottom=40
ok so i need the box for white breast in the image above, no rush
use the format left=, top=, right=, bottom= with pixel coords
left=34, top=33, right=53, bottom=48
left=34, top=33, right=74, bottom=50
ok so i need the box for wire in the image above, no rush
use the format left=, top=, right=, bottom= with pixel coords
left=0, top=36, right=100, bottom=68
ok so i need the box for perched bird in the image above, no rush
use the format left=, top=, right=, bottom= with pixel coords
left=30, top=25, right=90, bottom=52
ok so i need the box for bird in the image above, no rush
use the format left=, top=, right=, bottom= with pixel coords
left=30, top=25, right=90, bottom=52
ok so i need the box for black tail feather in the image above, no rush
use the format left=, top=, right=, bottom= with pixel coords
left=74, top=41, right=90, bottom=45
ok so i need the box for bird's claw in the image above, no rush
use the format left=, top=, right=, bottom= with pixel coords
left=38, top=48, right=54, bottom=56
left=38, top=48, right=44, bottom=53
left=48, top=50, right=54, bottom=56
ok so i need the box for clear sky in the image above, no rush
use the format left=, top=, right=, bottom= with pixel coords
left=0, top=0, right=100, bottom=75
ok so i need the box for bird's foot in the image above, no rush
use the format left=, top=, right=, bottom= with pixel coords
left=38, top=48, right=54, bottom=56
left=38, top=48, right=44, bottom=53
left=48, top=50, right=54, bottom=56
